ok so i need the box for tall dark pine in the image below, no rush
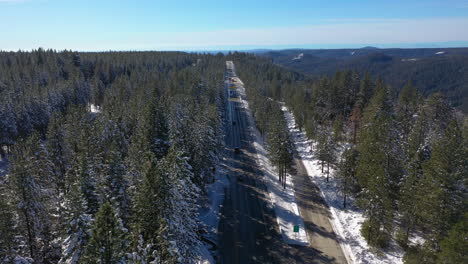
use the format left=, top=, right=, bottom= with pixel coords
left=133, top=155, right=171, bottom=263
left=356, top=81, right=401, bottom=248
left=336, top=147, right=358, bottom=208
left=10, top=133, right=55, bottom=263
left=0, top=195, right=15, bottom=262
left=81, top=202, right=129, bottom=264
left=59, top=180, right=92, bottom=264
left=416, top=120, right=466, bottom=251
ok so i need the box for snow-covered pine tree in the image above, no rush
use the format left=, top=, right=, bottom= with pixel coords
left=79, top=158, right=100, bottom=216
left=356, top=81, right=402, bottom=248
left=398, top=93, right=455, bottom=246
left=133, top=155, right=171, bottom=263
left=15, top=104, right=34, bottom=140
left=163, top=148, right=201, bottom=263
left=190, top=103, right=222, bottom=185
left=416, top=120, right=466, bottom=253
left=336, top=147, right=358, bottom=208
left=59, top=179, right=92, bottom=264
left=148, top=98, right=170, bottom=160
left=102, top=140, right=131, bottom=224
left=81, top=202, right=129, bottom=264
left=267, top=105, right=293, bottom=187
left=0, top=194, right=16, bottom=262
left=9, top=133, right=57, bottom=263
left=127, top=235, right=161, bottom=264
left=125, top=116, right=152, bottom=193
left=315, top=124, right=337, bottom=181
left=0, top=102, right=17, bottom=157
left=46, top=111, right=71, bottom=195
left=46, top=111, right=72, bottom=241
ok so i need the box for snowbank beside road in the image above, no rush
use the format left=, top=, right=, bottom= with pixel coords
left=282, top=106, right=405, bottom=264
left=197, top=166, right=230, bottom=264
left=238, top=85, right=308, bottom=246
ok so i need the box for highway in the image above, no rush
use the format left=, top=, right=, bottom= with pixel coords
left=218, top=61, right=347, bottom=264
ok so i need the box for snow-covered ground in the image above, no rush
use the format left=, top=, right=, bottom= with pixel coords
left=401, top=58, right=418, bottom=62
left=292, top=53, right=304, bottom=61
left=435, top=51, right=445, bottom=55
left=197, top=158, right=230, bottom=264
left=237, top=83, right=308, bottom=245
left=88, top=103, right=101, bottom=113
left=282, top=106, right=405, bottom=264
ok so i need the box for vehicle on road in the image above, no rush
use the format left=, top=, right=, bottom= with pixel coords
left=237, top=174, right=244, bottom=182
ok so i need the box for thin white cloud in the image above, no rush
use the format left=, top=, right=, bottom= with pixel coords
left=319, top=18, right=408, bottom=23
left=1, top=17, right=468, bottom=51
left=141, top=18, right=468, bottom=49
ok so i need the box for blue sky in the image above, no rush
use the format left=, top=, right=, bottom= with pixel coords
left=1, top=0, right=468, bottom=51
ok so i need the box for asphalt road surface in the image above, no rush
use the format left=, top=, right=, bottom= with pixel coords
left=218, top=61, right=347, bottom=264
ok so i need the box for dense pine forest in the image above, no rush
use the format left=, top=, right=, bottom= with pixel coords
left=0, top=49, right=227, bottom=263
left=231, top=53, right=467, bottom=264
left=0, top=50, right=466, bottom=264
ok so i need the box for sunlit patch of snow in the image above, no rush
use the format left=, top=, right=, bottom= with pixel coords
left=435, top=51, right=445, bottom=55
left=401, top=58, right=418, bottom=62
left=292, top=53, right=304, bottom=61
left=351, top=51, right=356, bottom=55
left=197, top=245, right=215, bottom=264
left=88, top=103, right=101, bottom=113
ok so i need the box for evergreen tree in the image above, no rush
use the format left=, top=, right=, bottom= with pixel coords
left=356, top=73, right=373, bottom=110
left=133, top=156, right=172, bottom=263
left=73, top=153, right=100, bottom=216
left=315, top=125, right=337, bottom=181
left=0, top=102, right=17, bottom=157
left=81, top=202, right=129, bottom=264
left=0, top=195, right=15, bottom=262
left=148, top=99, right=170, bottom=160
left=267, top=106, right=293, bottom=188
left=125, top=117, right=153, bottom=197
left=416, top=120, right=466, bottom=252
left=396, top=82, right=419, bottom=146
left=398, top=109, right=430, bottom=247
left=104, top=144, right=130, bottom=223
left=336, top=147, right=358, bottom=208
left=332, top=116, right=344, bottom=144
left=164, top=148, right=201, bottom=263
left=356, top=82, right=401, bottom=248
left=437, top=213, right=468, bottom=264
left=59, top=180, right=92, bottom=264
left=46, top=112, right=71, bottom=194
left=10, top=133, right=56, bottom=262
left=127, top=235, right=160, bottom=264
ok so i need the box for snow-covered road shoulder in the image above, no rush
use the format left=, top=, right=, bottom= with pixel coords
left=282, top=105, right=405, bottom=264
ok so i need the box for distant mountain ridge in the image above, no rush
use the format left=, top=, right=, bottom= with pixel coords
left=261, top=47, right=468, bottom=112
